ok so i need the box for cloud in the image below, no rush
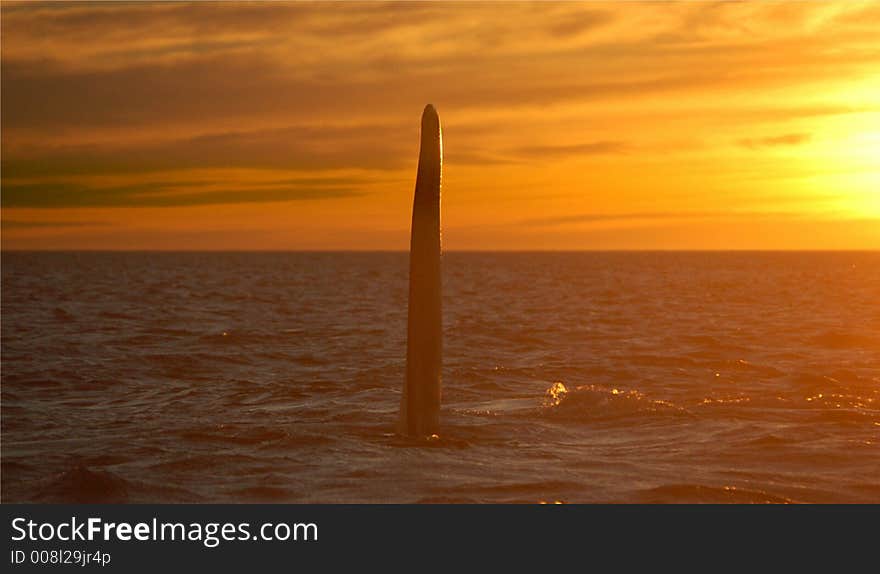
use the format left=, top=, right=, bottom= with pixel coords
left=443, top=149, right=519, bottom=166
left=1, top=54, right=297, bottom=130
left=738, top=133, right=812, bottom=149
left=1, top=219, right=108, bottom=230
left=521, top=211, right=801, bottom=228
left=5, top=1, right=872, bottom=135
left=514, top=140, right=629, bottom=159
left=0, top=51, right=735, bottom=135
left=547, top=11, right=616, bottom=39
left=2, top=121, right=416, bottom=179
left=1, top=178, right=364, bottom=208
left=732, top=105, right=870, bottom=123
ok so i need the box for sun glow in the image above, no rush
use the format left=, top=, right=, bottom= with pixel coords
left=816, top=123, right=880, bottom=218
left=847, top=131, right=880, bottom=217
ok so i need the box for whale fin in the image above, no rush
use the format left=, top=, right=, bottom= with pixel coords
left=399, top=104, right=443, bottom=437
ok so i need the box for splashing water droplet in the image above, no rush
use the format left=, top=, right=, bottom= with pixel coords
left=544, top=382, right=569, bottom=407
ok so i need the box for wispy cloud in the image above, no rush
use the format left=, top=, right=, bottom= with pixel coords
left=514, top=140, right=629, bottom=159
left=521, top=211, right=803, bottom=228
left=2, top=122, right=414, bottom=180
left=1, top=178, right=364, bottom=208
left=738, top=133, right=812, bottom=149
left=1, top=219, right=108, bottom=230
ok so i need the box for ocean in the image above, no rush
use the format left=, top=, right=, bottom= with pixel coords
left=2, top=251, right=878, bottom=503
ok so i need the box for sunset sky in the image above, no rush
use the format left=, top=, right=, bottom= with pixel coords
left=2, top=1, right=878, bottom=250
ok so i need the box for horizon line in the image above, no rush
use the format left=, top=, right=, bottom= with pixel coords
left=3, top=248, right=879, bottom=254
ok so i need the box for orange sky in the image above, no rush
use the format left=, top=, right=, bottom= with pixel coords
left=2, top=1, right=878, bottom=250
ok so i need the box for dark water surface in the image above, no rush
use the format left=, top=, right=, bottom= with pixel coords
left=2, top=252, right=878, bottom=503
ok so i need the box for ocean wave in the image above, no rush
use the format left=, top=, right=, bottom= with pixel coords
left=540, top=381, right=688, bottom=422
left=35, top=465, right=130, bottom=503
left=809, top=330, right=879, bottom=350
